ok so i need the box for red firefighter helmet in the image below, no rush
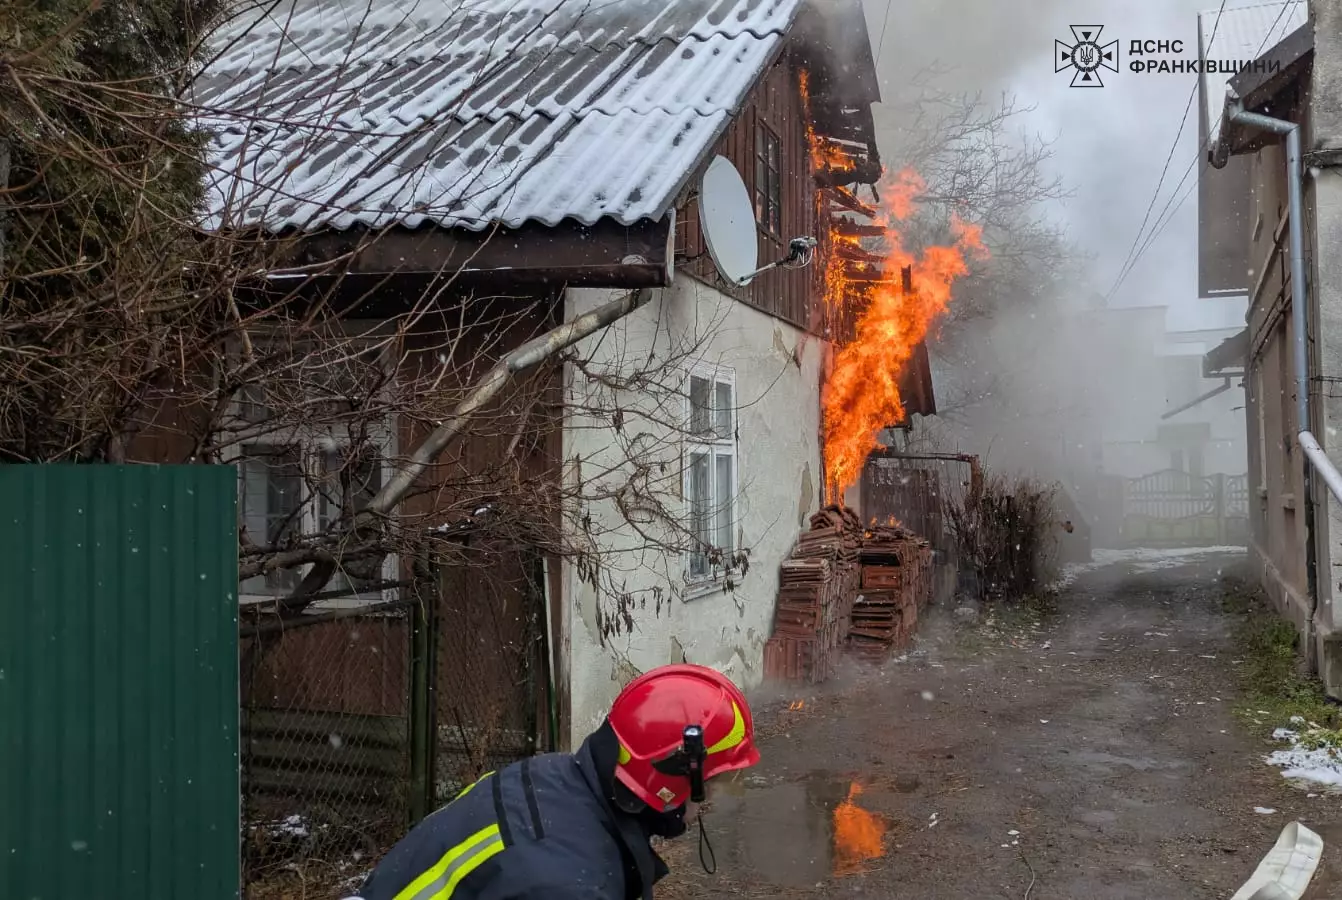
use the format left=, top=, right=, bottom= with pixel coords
left=607, top=664, right=760, bottom=811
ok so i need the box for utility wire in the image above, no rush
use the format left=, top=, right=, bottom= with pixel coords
left=1101, top=0, right=1228, bottom=304
left=1253, top=0, right=1301, bottom=60
left=1103, top=79, right=1200, bottom=304
left=874, top=0, right=894, bottom=63
left=1107, top=0, right=1297, bottom=299
left=1133, top=157, right=1208, bottom=265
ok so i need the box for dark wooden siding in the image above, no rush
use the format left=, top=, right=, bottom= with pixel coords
left=676, top=51, right=816, bottom=332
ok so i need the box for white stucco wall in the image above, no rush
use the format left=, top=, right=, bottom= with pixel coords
left=559, top=275, right=825, bottom=747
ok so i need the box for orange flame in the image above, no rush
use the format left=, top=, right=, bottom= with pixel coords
left=832, top=782, right=887, bottom=876
left=819, top=168, right=986, bottom=499
left=799, top=72, right=857, bottom=175
left=799, top=66, right=986, bottom=502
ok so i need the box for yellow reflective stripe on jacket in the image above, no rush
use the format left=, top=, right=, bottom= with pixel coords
left=392, top=823, right=505, bottom=900
left=453, top=770, right=494, bottom=802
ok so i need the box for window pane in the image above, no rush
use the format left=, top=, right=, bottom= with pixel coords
left=689, top=450, right=711, bottom=576
left=690, top=375, right=712, bottom=435
left=715, top=452, right=734, bottom=554
left=767, top=133, right=779, bottom=167
left=714, top=380, right=732, bottom=439
left=318, top=448, right=382, bottom=529
left=317, top=448, right=384, bottom=595
left=238, top=446, right=303, bottom=594
left=238, top=384, right=271, bottom=423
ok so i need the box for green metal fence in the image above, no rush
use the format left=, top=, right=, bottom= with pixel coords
left=0, top=465, right=240, bottom=900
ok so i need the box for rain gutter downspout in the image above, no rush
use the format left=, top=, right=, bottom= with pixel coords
left=1212, top=103, right=1321, bottom=625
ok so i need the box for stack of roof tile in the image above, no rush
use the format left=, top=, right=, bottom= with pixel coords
left=763, top=505, right=863, bottom=683
left=848, top=523, right=934, bottom=660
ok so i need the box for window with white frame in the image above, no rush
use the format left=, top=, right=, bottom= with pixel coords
left=684, top=367, right=737, bottom=582
left=227, top=333, right=397, bottom=606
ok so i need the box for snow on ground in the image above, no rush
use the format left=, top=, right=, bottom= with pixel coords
left=1053, top=545, right=1246, bottom=588
left=1266, top=720, right=1342, bottom=791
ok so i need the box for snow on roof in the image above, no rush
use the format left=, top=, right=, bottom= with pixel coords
left=1198, top=0, right=1306, bottom=148
left=195, top=0, right=803, bottom=233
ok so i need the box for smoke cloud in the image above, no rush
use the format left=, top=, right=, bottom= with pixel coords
left=845, top=0, right=1250, bottom=516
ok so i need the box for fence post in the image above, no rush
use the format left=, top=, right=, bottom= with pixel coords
left=408, top=577, right=438, bottom=824
left=1212, top=473, right=1227, bottom=543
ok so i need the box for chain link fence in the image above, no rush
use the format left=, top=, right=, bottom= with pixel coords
left=239, top=591, right=416, bottom=896
left=434, top=549, right=551, bottom=803
left=236, top=559, right=552, bottom=897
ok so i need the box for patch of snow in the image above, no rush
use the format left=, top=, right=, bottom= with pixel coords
left=1255, top=807, right=1278, bottom=814
left=1266, top=726, right=1342, bottom=790
left=1053, top=546, right=1246, bottom=587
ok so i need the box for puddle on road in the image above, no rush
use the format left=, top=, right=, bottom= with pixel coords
left=705, top=774, right=893, bottom=886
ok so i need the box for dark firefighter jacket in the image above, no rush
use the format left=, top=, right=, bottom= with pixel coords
left=351, top=730, right=670, bottom=900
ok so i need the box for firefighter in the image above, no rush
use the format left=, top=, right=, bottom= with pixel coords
left=347, top=663, right=760, bottom=900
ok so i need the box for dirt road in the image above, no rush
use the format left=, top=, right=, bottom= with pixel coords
left=658, top=550, right=1342, bottom=900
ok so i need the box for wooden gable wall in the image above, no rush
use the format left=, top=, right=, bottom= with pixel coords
left=675, top=51, right=817, bottom=333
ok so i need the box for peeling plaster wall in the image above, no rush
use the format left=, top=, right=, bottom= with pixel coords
left=559, top=275, right=825, bottom=748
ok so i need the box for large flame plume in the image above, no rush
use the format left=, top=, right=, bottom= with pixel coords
left=799, top=69, right=986, bottom=501
left=822, top=175, right=985, bottom=497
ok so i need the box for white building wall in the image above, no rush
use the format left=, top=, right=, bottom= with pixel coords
left=559, top=275, right=824, bottom=747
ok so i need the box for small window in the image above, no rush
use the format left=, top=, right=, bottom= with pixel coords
left=229, top=335, right=397, bottom=604
left=754, top=122, right=782, bottom=235
left=685, top=369, right=737, bottom=582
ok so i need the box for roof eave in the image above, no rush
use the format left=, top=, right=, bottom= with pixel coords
left=1210, top=22, right=1314, bottom=163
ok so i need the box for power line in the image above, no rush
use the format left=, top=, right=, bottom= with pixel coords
left=1107, top=152, right=1204, bottom=302
left=1253, top=0, right=1300, bottom=60
left=1107, top=0, right=1296, bottom=298
left=874, top=0, right=894, bottom=63
left=1101, top=0, right=1228, bottom=304
left=1132, top=158, right=1208, bottom=268
left=1102, top=79, right=1200, bottom=304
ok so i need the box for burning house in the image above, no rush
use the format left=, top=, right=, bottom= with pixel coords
left=193, top=0, right=982, bottom=749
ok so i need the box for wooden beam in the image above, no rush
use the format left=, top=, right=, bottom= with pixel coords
left=825, top=187, right=878, bottom=218
left=833, top=222, right=887, bottom=239
left=269, top=216, right=673, bottom=289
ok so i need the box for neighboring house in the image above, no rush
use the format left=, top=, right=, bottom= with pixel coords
left=1197, top=0, right=1342, bottom=690
left=1157, top=322, right=1249, bottom=479
left=193, top=0, right=888, bottom=746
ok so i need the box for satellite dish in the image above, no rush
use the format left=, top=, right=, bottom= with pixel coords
left=699, top=156, right=758, bottom=286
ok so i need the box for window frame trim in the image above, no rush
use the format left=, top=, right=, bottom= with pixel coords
left=681, top=363, right=740, bottom=593
left=753, top=120, right=783, bottom=238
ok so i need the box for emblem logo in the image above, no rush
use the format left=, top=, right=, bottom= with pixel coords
left=1055, top=26, right=1119, bottom=87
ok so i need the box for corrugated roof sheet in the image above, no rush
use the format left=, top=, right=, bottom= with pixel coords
left=1198, top=0, right=1306, bottom=146
left=197, top=0, right=803, bottom=233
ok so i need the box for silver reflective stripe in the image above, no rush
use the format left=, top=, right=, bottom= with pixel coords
left=404, top=830, right=506, bottom=900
